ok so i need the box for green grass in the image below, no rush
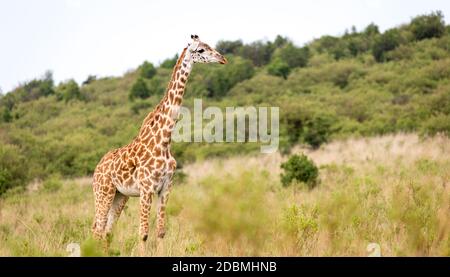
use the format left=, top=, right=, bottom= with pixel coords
left=0, top=134, right=448, bottom=256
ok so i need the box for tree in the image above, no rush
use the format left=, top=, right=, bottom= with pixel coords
left=56, top=79, right=81, bottom=102
left=238, top=40, right=275, bottom=66
left=1, top=108, right=12, bottom=123
left=364, top=23, right=380, bottom=36
left=160, top=54, right=179, bottom=69
left=372, top=29, right=401, bottom=62
left=274, top=43, right=310, bottom=68
left=19, top=70, right=55, bottom=102
left=0, top=144, right=29, bottom=195
left=215, top=40, right=244, bottom=55
left=140, top=61, right=157, bottom=79
left=315, top=35, right=350, bottom=60
left=82, top=75, right=97, bottom=85
left=129, top=78, right=150, bottom=100
left=267, top=58, right=291, bottom=79
left=273, top=35, right=290, bottom=48
left=410, top=11, right=446, bottom=41
left=303, top=116, right=332, bottom=149
left=204, top=56, right=255, bottom=97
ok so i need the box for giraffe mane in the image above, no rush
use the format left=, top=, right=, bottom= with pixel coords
left=140, top=47, right=188, bottom=130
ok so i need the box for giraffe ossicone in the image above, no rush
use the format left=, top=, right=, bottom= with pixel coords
left=91, top=35, right=227, bottom=245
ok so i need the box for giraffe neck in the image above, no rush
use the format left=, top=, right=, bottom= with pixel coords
left=163, top=47, right=193, bottom=111
left=138, top=47, right=193, bottom=139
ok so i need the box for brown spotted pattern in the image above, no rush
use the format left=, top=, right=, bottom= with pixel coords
left=91, top=36, right=227, bottom=245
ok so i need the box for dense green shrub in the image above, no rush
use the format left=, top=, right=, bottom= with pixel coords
left=203, top=56, right=255, bottom=97
left=216, top=39, right=244, bottom=55
left=280, top=154, right=319, bottom=188
left=267, top=58, right=291, bottom=79
left=372, top=29, right=402, bottom=62
left=273, top=43, right=310, bottom=68
left=421, top=114, right=450, bottom=136
left=82, top=75, right=97, bottom=85
left=129, top=78, right=150, bottom=100
left=130, top=101, right=151, bottom=115
left=160, top=54, right=179, bottom=69
left=238, top=41, right=275, bottom=66
left=364, top=23, right=380, bottom=36
left=328, top=61, right=361, bottom=88
left=315, top=35, right=340, bottom=54
left=303, top=116, right=333, bottom=149
left=42, top=175, right=63, bottom=193
left=139, top=61, right=157, bottom=79
left=0, top=144, right=29, bottom=195
left=1, top=108, right=13, bottom=122
left=7, top=71, right=55, bottom=105
left=410, top=11, right=446, bottom=41
left=56, top=80, right=81, bottom=102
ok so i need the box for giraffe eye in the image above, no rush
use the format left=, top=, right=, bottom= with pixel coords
left=198, top=49, right=205, bottom=53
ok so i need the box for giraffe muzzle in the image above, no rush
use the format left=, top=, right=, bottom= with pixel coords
left=218, top=56, right=228, bottom=64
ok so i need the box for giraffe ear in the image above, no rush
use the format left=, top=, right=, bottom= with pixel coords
left=191, top=34, right=200, bottom=41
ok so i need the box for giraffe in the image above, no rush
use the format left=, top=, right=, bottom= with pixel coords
left=91, top=35, right=227, bottom=246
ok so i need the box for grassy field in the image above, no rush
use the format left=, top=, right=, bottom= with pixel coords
left=0, top=133, right=449, bottom=256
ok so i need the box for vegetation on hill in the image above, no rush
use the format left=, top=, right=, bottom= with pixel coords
left=0, top=11, right=449, bottom=195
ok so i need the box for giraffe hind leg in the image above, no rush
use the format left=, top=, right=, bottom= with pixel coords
left=105, top=192, right=129, bottom=236
left=92, top=175, right=116, bottom=241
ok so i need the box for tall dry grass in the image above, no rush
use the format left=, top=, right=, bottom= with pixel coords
left=0, top=134, right=449, bottom=256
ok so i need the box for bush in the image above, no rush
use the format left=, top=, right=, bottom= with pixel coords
left=139, top=61, right=157, bottom=79
left=372, top=29, right=401, bottom=62
left=42, top=175, right=63, bottom=193
left=0, top=144, right=29, bottom=196
left=215, top=39, right=244, bottom=55
left=129, top=78, right=150, bottom=100
left=56, top=80, right=81, bottom=102
left=1, top=108, right=13, bottom=122
left=364, top=23, right=380, bottom=36
left=130, top=101, right=151, bottom=115
left=410, top=11, right=446, bottom=41
left=303, top=116, right=333, bottom=149
left=202, top=56, right=255, bottom=97
left=421, top=114, right=450, bottom=136
left=11, top=71, right=55, bottom=103
left=238, top=41, right=275, bottom=66
left=82, top=75, right=97, bottom=85
left=280, top=154, right=319, bottom=188
left=160, top=54, right=178, bottom=69
left=274, top=43, right=310, bottom=68
left=267, top=58, right=291, bottom=79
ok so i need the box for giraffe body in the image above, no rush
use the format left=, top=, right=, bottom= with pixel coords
left=92, top=35, right=227, bottom=243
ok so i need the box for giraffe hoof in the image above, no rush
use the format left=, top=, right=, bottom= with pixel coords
left=157, top=231, right=166, bottom=239
left=142, top=235, right=148, bottom=242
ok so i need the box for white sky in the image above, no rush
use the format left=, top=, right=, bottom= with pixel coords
left=0, top=0, right=449, bottom=93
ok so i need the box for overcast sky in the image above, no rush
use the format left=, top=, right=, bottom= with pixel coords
left=1, top=0, right=449, bottom=93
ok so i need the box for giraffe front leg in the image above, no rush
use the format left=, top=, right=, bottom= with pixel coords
left=139, top=190, right=153, bottom=242
left=156, top=185, right=171, bottom=239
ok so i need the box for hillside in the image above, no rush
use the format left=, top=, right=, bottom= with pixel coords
left=0, top=134, right=448, bottom=256
left=0, top=11, right=450, bottom=194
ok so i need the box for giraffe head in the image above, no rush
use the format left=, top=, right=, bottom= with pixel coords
left=188, top=35, right=228, bottom=64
